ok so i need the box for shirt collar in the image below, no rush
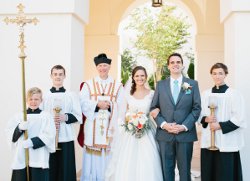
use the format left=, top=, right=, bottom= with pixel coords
left=27, top=108, right=42, bottom=114
left=212, top=84, right=229, bottom=93
left=50, top=87, right=66, bottom=93
left=170, top=75, right=183, bottom=84
left=95, top=76, right=113, bottom=84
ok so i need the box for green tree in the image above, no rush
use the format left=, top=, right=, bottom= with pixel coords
left=127, top=5, right=190, bottom=86
left=187, top=63, right=194, bottom=79
left=185, top=51, right=195, bottom=79
left=148, top=74, right=155, bottom=90
left=121, top=49, right=136, bottom=85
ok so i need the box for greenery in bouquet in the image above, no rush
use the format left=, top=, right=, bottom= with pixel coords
left=122, top=111, right=151, bottom=138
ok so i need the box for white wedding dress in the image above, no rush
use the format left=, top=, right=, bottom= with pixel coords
left=105, top=90, right=163, bottom=181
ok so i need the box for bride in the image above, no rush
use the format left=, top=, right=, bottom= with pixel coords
left=105, top=66, right=163, bottom=181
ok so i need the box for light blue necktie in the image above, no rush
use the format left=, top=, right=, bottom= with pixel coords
left=173, top=80, right=179, bottom=104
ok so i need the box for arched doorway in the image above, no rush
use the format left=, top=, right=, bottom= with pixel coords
left=84, top=0, right=224, bottom=91
left=117, top=1, right=200, bottom=178
left=82, top=0, right=224, bottom=180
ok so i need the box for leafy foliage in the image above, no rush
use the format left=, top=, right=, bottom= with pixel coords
left=148, top=74, right=155, bottom=90
left=121, top=49, right=136, bottom=85
left=121, top=69, right=130, bottom=85
left=161, top=64, right=170, bottom=80
left=127, top=5, right=191, bottom=81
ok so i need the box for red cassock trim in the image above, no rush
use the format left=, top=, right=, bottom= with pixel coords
left=77, top=82, right=86, bottom=147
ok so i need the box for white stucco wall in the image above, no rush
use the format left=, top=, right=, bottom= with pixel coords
left=0, top=0, right=89, bottom=180
left=221, top=0, right=250, bottom=180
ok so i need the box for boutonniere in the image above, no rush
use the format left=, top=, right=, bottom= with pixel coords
left=182, top=82, right=192, bottom=94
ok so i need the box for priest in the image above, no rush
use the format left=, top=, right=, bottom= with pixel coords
left=79, top=53, right=125, bottom=181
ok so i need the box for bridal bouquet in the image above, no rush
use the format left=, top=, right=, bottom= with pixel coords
left=122, top=111, right=151, bottom=138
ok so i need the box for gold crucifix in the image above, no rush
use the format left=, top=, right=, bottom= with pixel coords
left=4, top=3, right=39, bottom=58
left=3, top=4, right=39, bottom=181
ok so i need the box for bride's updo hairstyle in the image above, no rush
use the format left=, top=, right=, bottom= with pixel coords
left=130, top=66, right=148, bottom=95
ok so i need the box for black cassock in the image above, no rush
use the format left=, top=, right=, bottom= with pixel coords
left=47, top=87, right=79, bottom=181
left=200, top=84, right=243, bottom=181
left=49, top=141, right=76, bottom=181
left=12, top=167, right=49, bottom=181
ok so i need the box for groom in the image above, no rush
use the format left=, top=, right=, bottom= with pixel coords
left=150, top=53, right=201, bottom=181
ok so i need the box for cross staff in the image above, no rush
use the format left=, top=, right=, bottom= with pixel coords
left=3, top=4, right=39, bottom=181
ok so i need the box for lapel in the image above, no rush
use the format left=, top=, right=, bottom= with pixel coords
left=175, top=76, right=188, bottom=105
left=165, top=78, right=175, bottom=105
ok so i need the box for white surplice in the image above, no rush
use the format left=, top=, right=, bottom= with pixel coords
left=105, top=90, right=163, bottom=181
left=41, top=91, right=82, bottom=142
left=5, top=111, right=56, bottom=169
left=199, top=88, right=246, bottom=152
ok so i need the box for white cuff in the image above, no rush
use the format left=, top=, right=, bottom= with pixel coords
left=18, top=120, right=29, bottom=130
left=23, top=139, right=33, bottom=148
left=65, top=114, right=69, bottom=122
left=160, top=121, right=167, bottom=129
left=182, top=125, right=188, bottom=131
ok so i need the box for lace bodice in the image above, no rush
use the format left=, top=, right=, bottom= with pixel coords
left=126, top=90, right=154, bottom=114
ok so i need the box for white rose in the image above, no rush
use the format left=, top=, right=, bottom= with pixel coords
left=132, top=119, right=139, bottom=126
left=183, top=82, right=190, bottom=89
left=127, top=124, right=133, bottom=130
left=139, top=118, right=146, bottom=125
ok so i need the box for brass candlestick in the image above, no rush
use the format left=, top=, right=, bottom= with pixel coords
left=208, top=104, right=218, bottom=151
left=53, top=107, right=62, bottom=151
left=3, top=4, right=39, bottom=181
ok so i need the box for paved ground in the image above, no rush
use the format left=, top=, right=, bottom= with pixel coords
left=191, top=125, right=201, bottom=181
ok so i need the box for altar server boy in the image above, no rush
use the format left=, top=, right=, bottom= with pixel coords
left=41, top=65, right=82, bottom=181
left=6, top=87, right=56, bottom=181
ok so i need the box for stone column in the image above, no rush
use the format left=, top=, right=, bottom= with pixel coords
left=195, top=34, right=224, bottom=91
left=0, top=0, right=89, bottom=180
left=220, top=0, right=250, bottom=180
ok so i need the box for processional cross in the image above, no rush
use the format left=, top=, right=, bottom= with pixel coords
left=3, top=4, right=39, bottom=181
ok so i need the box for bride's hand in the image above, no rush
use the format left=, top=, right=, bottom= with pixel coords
left=150, top=108, right=160, bottom=119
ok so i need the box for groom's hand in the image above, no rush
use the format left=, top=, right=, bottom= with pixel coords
left=163, top=123, right=178, bottom=133
left=172, top=124, right=186, bottom=134
left=163, top=123, right=186, bottom=134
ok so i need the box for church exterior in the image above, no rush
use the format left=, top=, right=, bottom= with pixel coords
left=0, top=0, right=250, bottom=180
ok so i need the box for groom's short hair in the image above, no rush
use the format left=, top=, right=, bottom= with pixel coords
left=167, top=53, right=183, bottom=65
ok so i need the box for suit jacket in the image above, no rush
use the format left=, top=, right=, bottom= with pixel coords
left=150, top=76, right=201, bottom=142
